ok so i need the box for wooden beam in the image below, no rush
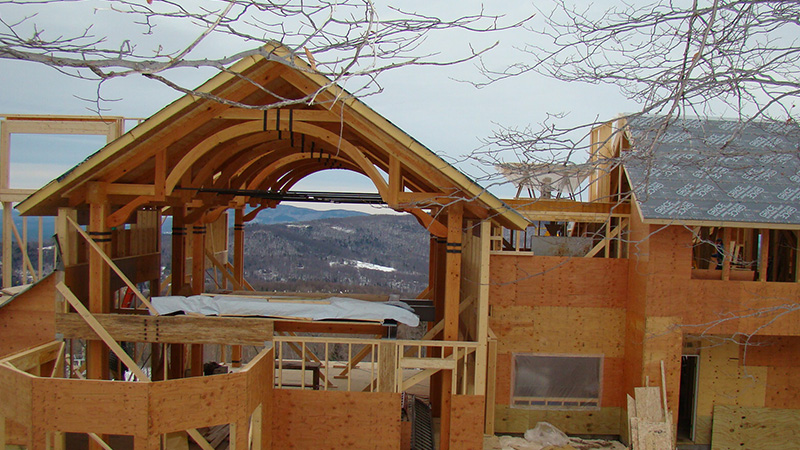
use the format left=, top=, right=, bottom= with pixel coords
left=56, top=282, right=149, bottom=381
left=0, top=340, right=63, bottom=371
left=272, top=320, right=385, bottom=335
left=388, top=156, right=401, bottom=208
left=55, top=313, right=274, bottom=345
left=0, top=188, right=36, bottom=202
left=406, top=208, right=447, bottom=238
left=503, top=198, right=630, bottom=222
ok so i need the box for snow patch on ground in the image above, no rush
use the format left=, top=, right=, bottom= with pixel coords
left=329, top=259, right=396, bottom=272
left=286, top=224, right=311, bottom=229
left=331, top=226, right=355, bottom=233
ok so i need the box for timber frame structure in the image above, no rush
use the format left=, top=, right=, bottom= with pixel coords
left=1, top=45, right=527, bottom=450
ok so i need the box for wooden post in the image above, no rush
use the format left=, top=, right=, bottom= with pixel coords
left=474, top=221, right=491, bottom=394
left=171, top=207, right=187, bottom=295
left=377, top=342, right=398, bottom=392
left=230, top=419, right=250, bottom=450
left=440, top=203, right=463, bottom=450
left=134, top=434, right=161, bottom=450
left=86, top=183, right=111, bottom=450
left=169, top=207, right=187, bottom=379
left=191, top=222, right=206, bottom=376
left=721, top=228, right=732, bottom=281
left=232, top=208, right=245, bottom=368
left=1, top=122, right=11, bottom=288
left=795, top=231, right=800, bottom=283
left=429, top=235, right=445, bottom=418
left=760, top=229, right=770, bottom=282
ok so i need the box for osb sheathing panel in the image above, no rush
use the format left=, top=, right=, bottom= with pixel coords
left=34, top=378, right=149, bottom=435
left=149, top=372, right=249, bottom=433
left=0, top=366, right=32, bottom=423
left=450, top=395, right=485, bottom=450
left=765, top=366, right=800, bottom=408
left=272, top=390, right=401, bottom=450
left=694, top=341, right=768, bottom=445
left=0, top=273, right=57, bottom=358
left=740, top=336, right=800, bottom=367
left=711, top=405, right=800, bottom=450
left=642, top=316, right=682, bottom=421
left=494, top=406, right=622, bottom=435
left=491, top=306, right=625, bottom=357
left=489, top=255, right=628, bottom=309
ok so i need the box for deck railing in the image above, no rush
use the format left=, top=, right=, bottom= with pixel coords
left=273, top=335, right=480, bottom=395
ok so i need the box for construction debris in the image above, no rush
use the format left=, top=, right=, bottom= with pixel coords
left=626, top=362, right=675, bottom=450
left=484, top=422, right=626, bottom=450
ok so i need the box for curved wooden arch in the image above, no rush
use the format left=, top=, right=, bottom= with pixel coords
left=260, top=162, right=364, bottom=193
left=189, top=132, right=280, bottom=188
left=166, top=120, right=389, bottom=199
left=208, top=142, right=297, bottom=190
left=241, top=152, right=356, bottom=191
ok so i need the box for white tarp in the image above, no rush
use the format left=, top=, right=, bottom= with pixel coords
left=151, top=295, right=420, bottom=327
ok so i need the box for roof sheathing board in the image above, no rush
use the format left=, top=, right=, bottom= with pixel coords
left=623, top=115, right=800, bottom=226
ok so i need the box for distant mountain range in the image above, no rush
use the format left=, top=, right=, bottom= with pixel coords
left=163, top=213, right=430, bottom=296
left=161, top=204, right=370, bottom=231
left=0, top=204, right=368, bottom=241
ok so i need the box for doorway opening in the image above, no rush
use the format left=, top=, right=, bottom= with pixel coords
left=677, top=355, right=699, bottom=441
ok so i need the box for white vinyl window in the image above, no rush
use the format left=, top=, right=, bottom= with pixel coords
left=511, top=354, right=603, bottom=410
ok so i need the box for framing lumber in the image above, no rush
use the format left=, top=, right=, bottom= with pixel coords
left=66, top=215, right=158, bottom=315
left=55, top=313, right=274, bottom=345
left=56, top=282, right=149, bottom=381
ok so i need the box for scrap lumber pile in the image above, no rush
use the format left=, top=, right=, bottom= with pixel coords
left=627, top=362, right=675, bottom=450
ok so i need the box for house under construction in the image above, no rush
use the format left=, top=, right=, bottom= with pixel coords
left=1, top=48, right=799, bottom=450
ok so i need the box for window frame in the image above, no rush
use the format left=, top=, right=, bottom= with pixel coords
left=510, top=353, right=604, bottom=411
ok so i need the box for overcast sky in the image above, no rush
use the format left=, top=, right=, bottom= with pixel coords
left=0, top=1, right=634, bottom=213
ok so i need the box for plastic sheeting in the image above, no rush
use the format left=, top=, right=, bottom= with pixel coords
left=512, top=355, right=601, bottom=407
left=151, top=295, right=420, bottom=327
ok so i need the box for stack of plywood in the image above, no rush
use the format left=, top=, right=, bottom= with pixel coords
left=627, top=363, right=674, bottom=450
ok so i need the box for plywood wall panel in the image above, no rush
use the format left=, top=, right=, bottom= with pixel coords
left=711, top=405, right=800, bottom=450
left=449, top=395, right=484, bottom=450
left=272, top=390, right=401, bottom=450
left=741, top=336, right=800, bottom=367
left=33, top=378, right=148, bottom=435
left=489, top=255, right=627, bottom=309
left=494, top=406, right=622, bottom=435
left=150, top=373, right=248, bottom=433
left=765, top=366, right=800, bottom=408
left=491, top=306, right=625, bottom=357
left=0, top=273, right=56, bottom=358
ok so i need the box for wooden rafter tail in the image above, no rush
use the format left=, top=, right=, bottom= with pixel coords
left=65, top=215, right=159, bottom=315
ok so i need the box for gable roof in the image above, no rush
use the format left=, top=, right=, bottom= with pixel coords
left=623, top=115, right=800, bottom=228
left=17, top=45, right=527, bottom=230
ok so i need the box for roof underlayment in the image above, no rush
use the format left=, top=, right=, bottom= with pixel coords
left=624, top=115, right=800, bottom=226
